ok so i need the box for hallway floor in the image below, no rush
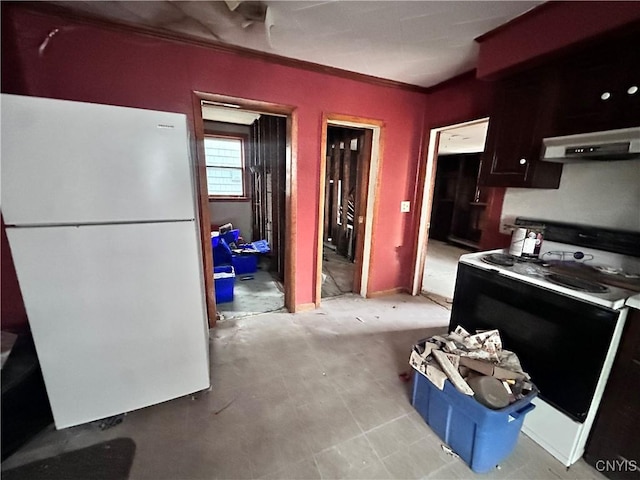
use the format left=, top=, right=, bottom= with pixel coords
left=217, top=259, right=285, bottom=320
left=321, top=246, right=355, bottom=298
left=421, top=240, right=472, bottom=307
left=2, top=294, right=605, bottom=480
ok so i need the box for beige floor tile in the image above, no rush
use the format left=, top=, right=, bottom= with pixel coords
left=296, top=395, right=363, bottom=454
left=261, top=456, right=322, bottom=480
left=382, top=443, right=452, bottom=480
left=314, top=434, right=388, bottom=480
left=174, top=437, right=255, bottom=480
left=340, top=380, right=409, bottom=432
left=282, top=370, right=340, bottom=406
left=244, top=431, right=312, bottom=478
left=2, top=294, right=607, bottom=480
left=365, top=414, right=428, bottom=459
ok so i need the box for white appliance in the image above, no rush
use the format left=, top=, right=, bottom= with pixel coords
left=1, top=94, right=210, bottom=429
left=542, top=126, right=640, bottom=162
left=449, top=218, right=640, bottom=467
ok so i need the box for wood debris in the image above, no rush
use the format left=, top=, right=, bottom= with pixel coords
left=409, top=326, right=535, bottom=405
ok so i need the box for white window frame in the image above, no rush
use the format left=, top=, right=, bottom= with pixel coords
left=204, top=135, right=248, bottom=200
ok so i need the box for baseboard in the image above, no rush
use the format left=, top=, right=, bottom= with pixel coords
left=367, top=287, right=408, bottom=298
left=293, top=302, right=316, bottom=313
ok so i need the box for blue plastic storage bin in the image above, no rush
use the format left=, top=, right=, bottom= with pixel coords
left=251, top=240, right=270, bottom=253
left=232, top=254, right=258, bottom=275
left=411, top=372, right=536, bottom=473
left=211, top=236, right=233, bottom=266
left=214, top=265, right=235, bottom=303
left=220, top=229, right=240, bottom=247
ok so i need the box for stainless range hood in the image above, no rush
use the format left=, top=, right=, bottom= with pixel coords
left=542, top=126, right=640, bottom=163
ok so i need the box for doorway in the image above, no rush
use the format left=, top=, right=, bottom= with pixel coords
left=412, top=118, right=489, bottom=305
left=316, top=114, right=382, bottom=305
left=192, top=92, right=296, bottom=326
left=321, top=127, right=365, bottom=297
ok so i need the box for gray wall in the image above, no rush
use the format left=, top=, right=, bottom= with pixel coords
left=501, top=160, right=640, bottom=231
left=209, top=202, right=253, bottom=242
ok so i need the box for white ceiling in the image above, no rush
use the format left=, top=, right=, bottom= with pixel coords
left=202, top=104, right=262, bottom=124
left=438, top=120, right=489, bottom=155
left=47, top=1, right=544, bottom=88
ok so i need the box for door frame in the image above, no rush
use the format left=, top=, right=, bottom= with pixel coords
left=316, top=113, right=383, bottom=305
left=192, top=91, right=298, bottom=326
left=410, top=117, right=489, bottom=296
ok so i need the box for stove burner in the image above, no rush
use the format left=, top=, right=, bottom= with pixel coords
left=481, top=253, right=544, bottom=267
left=546, top=274, right=609, bottom=293
left=481, top=253, right=516, bottom=266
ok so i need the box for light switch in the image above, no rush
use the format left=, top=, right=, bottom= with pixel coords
left=400, top=201, right=411, bottom=213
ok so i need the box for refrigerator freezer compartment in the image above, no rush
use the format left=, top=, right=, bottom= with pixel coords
left=1, top=94, right=196, bottom=226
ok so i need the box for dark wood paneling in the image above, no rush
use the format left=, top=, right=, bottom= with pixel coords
left=431, top=154, right=485, bottom=249
left=325, top=127, right=363, bottom=261
left=338, top=143, right=352, bottom=257
left=274, top=116, right=287, bottom=279
left=330, top=137, right=341, bottom=243
left=323, top=154, right=332, bottom=243
left=250, top=120, right=262, bottom=239
left=250, top=115, right=287, bottom=280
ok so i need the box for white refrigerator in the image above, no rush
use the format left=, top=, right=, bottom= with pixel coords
left=1, top=94, right=210, bottom=429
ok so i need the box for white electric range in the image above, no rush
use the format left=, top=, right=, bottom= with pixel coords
left=459, top=240, right=640, bottom=309
left=449, top=218, right=640, bottom=467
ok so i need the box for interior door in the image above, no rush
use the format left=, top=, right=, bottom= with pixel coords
left=352, top=129, right=372, bottom=293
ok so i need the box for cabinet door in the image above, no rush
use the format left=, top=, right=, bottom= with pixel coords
left=479, top=71, right=562, bottom=189
left=556, top=29, right=640, bottom=135
left=620, top=43, right=640, bottom=127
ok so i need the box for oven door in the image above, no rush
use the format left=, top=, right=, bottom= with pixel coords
left=449, top=263, right=620, bottom=423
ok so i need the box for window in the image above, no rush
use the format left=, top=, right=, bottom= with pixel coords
left=204, top=136, right=246, bottom=198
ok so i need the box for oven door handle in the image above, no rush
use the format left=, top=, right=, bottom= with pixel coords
left=510, top=402, right=536, bottom=420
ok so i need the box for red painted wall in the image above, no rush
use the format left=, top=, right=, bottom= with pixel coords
left=422, top=72, right=510, bottom=251
left=4, top=3, right=633, bottom=330
left=476, top=1, right=640, bottom=78
left=1, top=6, right=427, bottom=323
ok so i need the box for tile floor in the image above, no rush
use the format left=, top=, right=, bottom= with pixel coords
left=421, top=241, right=472, bottom=307
left=322, top=247, right=355, bottom=298
left=217, top=260, right=285, bottom=320
left=2, top=294, right=606, bottom=480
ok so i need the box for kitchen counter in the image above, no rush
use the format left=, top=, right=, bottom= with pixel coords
left=625, top=293, right=640, bottom=310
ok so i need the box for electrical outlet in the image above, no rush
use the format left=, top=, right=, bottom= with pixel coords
left=400, top=201, right=411, bottom=213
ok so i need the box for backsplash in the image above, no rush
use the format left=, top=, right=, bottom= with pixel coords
left=501, top=160, right=640, bottom=231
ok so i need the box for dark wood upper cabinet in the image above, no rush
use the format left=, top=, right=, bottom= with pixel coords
left=554, top=30, right=640, bottom=136
left=479, top=26, right=640, bottom=190
left=478, top=69, right=563, bottom=189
